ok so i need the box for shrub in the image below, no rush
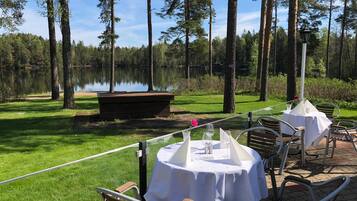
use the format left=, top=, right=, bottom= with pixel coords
left=175, top=75, right=357, bottom=105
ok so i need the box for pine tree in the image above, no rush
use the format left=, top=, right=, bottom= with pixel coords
left=223, top=0, right=238, bottom=113
left=59, top=0, right=75, bottom=108
left=158, top=0, right=210, bottom=79
left=98, top=0, right=119, bottom=93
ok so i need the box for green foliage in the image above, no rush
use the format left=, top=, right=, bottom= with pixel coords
left=240, top=75, right=357, bottom=103
left=158, top=0, right=210, bottom=42
left=0, top=33, right=47, bottom=69
left=174, top=75, right=357, bottom=106
left=0, top=0, right=26, bottom=31
left=97, top=0, right=120, bottom=48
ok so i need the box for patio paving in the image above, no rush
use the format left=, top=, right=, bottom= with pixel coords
left=263, top=140, right=357, bottom=201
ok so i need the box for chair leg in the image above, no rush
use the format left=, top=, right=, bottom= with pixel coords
left=350, top=138, right=357, bottom=152
left=331, top=139, right=336, bottom=158
left=301, top=131, right=305, bottom=167
left=279, top=144, right=289, bottom=175
left=324, top=132, right=331, bottom=165
left=270, top=168, right=278, bottom=201
left=325, top=133, right=330, bottom=157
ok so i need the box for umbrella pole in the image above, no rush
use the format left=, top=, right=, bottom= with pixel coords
left=300, top=42, right=307, bottom=101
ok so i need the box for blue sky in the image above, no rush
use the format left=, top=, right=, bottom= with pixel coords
left=12, top=0, right=289, bottom=47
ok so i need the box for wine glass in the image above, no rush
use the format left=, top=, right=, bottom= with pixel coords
left=206, top=123, right=214, bottom=140
left=225, top=130, right=232, bottom=157
left=202, top=131, right=211, bottom=154
left=182, top=130, right=191, bottom=141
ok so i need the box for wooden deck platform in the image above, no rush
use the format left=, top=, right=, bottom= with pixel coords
left=97, top=92, right=175, bottom=120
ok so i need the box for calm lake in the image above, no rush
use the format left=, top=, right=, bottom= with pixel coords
left=0, top=66, right=208, bottom=97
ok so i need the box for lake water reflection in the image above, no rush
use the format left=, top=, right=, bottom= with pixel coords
left=73, top=67, right=183, bottom=92
left=1, top=66, right=209, bottom=99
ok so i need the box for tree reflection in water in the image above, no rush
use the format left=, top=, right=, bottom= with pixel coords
left=0, top=66, right=208, bottom=101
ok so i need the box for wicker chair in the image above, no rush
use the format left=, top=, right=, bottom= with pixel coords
left=237, top=127, right=283, bottom=201
left=278, top=175, right=350, bottom=201
left=97, top=182, right=193, bottom=201
left=316, top=103, right=340, bottom=121
left=328, top=120, right=357, bottom=158
left=257, top=116, right=305, bottom=174
left=97, top=181, right=140, bottom=201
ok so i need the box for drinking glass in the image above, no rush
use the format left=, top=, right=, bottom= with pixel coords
left=202, top=131, right=211, bottom=154
left=182, top=130, right=191, bottom=141
left=206, top=123, right=214, bottom=140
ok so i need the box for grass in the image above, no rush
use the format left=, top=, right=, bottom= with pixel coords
left=0, top=93, right=356, bottom=200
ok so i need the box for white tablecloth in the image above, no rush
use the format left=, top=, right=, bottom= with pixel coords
left=144, top=141, right=268, bottom=201
left=281, top=111, right=332, bottom=147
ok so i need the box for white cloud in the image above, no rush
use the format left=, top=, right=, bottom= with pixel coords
left=14, top=8, right=61, bottom=41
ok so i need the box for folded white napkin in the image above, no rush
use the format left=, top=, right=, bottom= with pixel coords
left=304, top=100, right=319, bottom=113
left=290, top=99, right=318, bottom=115
left=220, top=128, right=230, bottom=149
left=229, top=135, right=253, bottom=165
left=168, top=137, right=191, bottom=167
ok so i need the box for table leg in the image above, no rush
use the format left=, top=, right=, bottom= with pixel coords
left=323, top=129, right=331, bottom=165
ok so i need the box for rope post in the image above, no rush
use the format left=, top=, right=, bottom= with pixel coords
left=248, top=112, right=253, bottom=128
left=138, top=141, right=147, bottom=200
left=247, top=112, right=253, bottom=146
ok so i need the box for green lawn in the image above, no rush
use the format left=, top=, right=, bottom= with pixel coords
left=0, top=94, right=356, bottom=200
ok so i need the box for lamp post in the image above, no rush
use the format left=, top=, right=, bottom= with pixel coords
left=299, top=27, right=311, bottom=101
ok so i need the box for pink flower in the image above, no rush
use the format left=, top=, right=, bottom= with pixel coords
left=191, top=119, right=198, bottom=127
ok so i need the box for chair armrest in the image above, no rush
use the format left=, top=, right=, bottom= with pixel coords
left=294, top=126, right=305, bottom=131
left=279, top=119, right=303, bottom=134
left=331, top=125, right=349, bottom=131
left=115, top=181, right=139, bottom=194
left=336, top=120, right=357, bottom=128
left=318, top=176, right=350, bottom=201
left=97, top=187, right=140, bottom=201
left=284, top=175, right=311, bottom=186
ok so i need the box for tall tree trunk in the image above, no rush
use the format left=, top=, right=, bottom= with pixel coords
left=326, top=0, right=333, bottom=77
left=260, top=0, right=274, bottom=101
left=223, top=0, right=238, bottom=113
left=109, top=0, right=115, bottom=93
left=355, top=32, right=357, bottom=78
left=147, top=0, right=154, bottom=91
left=46, top=0, right=59, bottom=100
left=208, top=0, right=213, bottom=76
left=184, top=0, right=190, bottom=79
left=273, top=0, right=278, bottom=75
left=255, top=0, right=267, bottom=92
left=352, top=1, right=357, bottom=79
left=59, top=0, right=74, bottom=109
left=338, top=0, right=348, bottom=80
left=287, top=0, right=298, bottom=101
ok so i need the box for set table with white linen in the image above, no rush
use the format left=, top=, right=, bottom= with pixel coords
left=281, top=100, right=332, bottom=165
left=144, top=140, right=268, bottom=201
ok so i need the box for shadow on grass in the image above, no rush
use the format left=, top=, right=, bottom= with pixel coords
left=173, top=98, right=260, bottom=106
left=0, top=98, right=99, bottom=113
left=172, top=111, right=223, bottom=115
left=0, top=114, right=158, bottom=154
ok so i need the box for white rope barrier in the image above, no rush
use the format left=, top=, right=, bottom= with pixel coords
left=0, top=143, right=138, bottom=185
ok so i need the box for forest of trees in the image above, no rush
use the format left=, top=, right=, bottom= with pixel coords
left=0, top=28, right=356, bottom=79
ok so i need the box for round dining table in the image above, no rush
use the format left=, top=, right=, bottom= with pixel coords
left=144, top=140, right=268, bottom=201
